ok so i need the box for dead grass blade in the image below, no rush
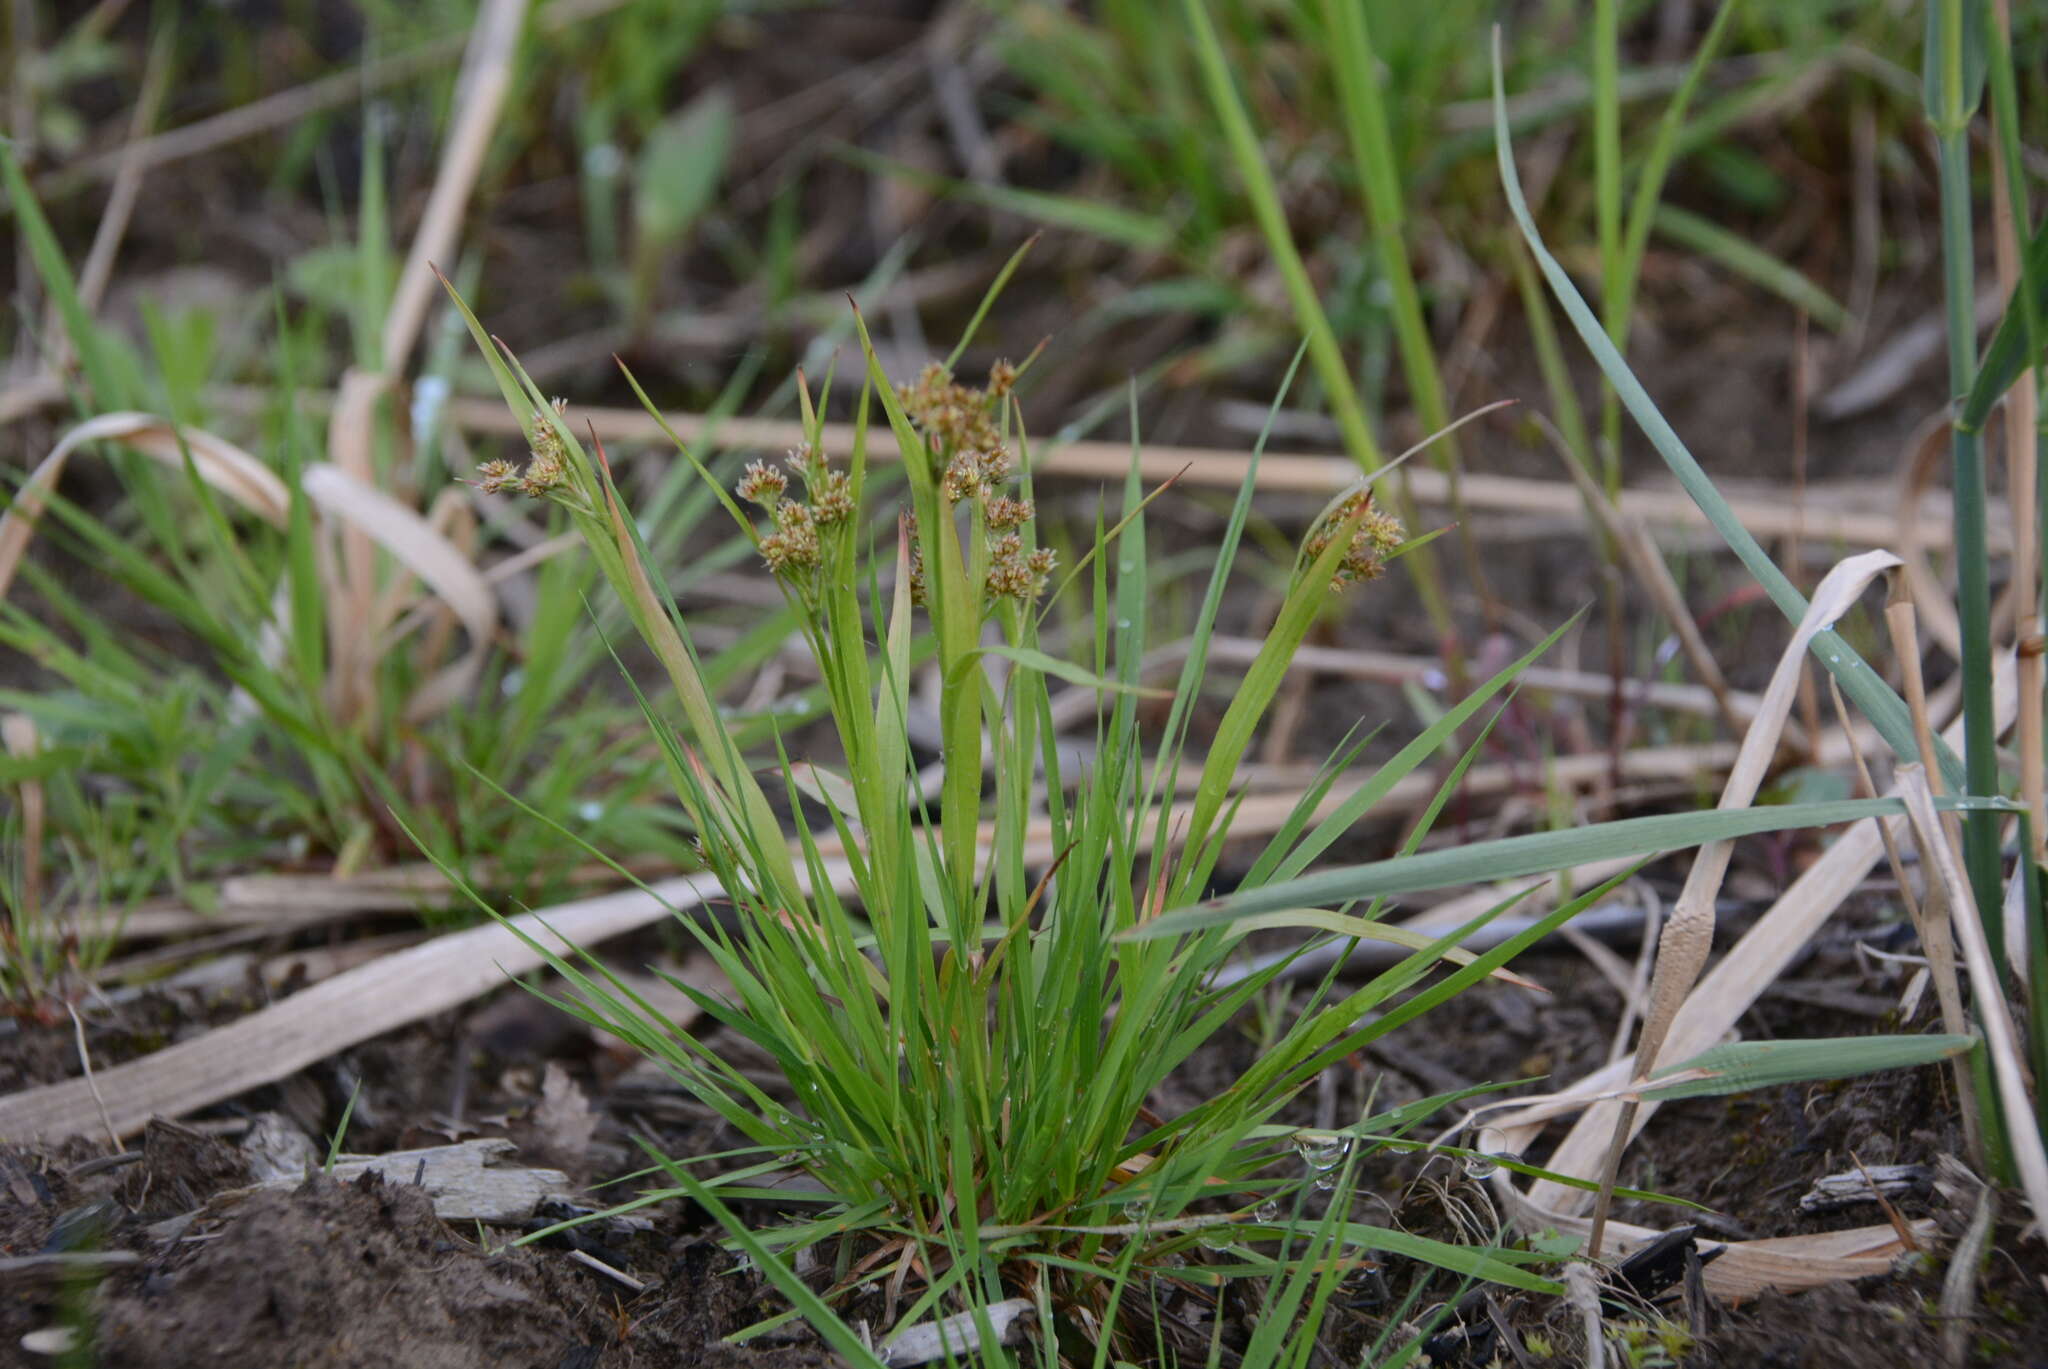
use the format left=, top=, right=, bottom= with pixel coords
left=299, top=462, right=497, bottom=722
left=1581, top=550, right=1902, bottom=1256
left=0, top=414, right=291, bottom=601
left=1900, top=765, right=2048, bottom=1240
left=0, top=864, right=849, bottom=1145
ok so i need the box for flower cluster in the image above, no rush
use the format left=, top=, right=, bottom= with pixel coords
left=1304, top=489, right=1405, bottom=589
left=986, top=534, right=1056, bottom=601
left=897, top=360, right=1010, bottom=457
left=740, top=443, right=856, bottom=579
left=898, top=360, right=1054, bottom=604
left=476, top=398, right=573, bottom=499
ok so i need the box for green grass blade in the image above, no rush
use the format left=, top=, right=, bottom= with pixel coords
left=1652, top=204, right=1850, bottom=331
left=1132, top=797, right=1929, bottom=939
left=1644, top=1034, right=1979, bottom=1100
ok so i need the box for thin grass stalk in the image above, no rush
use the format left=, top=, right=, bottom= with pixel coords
left=1319, top=0, right=1492, bottom=620
left=1927, top=0, right=2007, bottom=973
left=1592, top=0, right=1624, bottom=495
left=1177, top=0, right=1454, bottom=645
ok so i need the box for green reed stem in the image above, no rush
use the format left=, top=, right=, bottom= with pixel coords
left=1929, top=0, right=2006, bottom=975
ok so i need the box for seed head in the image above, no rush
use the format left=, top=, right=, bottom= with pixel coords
left=810, top=468, right=855, bottom=525
left=738, top=460, right=789, bottom=507
left=759, top=500, right=821, bottom=574
left=941, top=452, right=983, bottom=504
left=985, top=495, right=1034, bottom=530
left=977, top=446, right=1014, bottom=488
left=1306, top=491, right=1405, bottom=590
left=519, top=446, right=566, bottom=497
left=474, top=458, right=520, bottom=494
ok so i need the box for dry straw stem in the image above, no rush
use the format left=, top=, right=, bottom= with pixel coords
left=1582, top=548, right=1905, bottom=1258
left=1536, top=412, right=1747, bottom=740
left=1900, top=765, right=2048, bottom=1240
left=1882, top=597, right=1977, bottom=1146
left=193, top=386, right=2006, bottom=553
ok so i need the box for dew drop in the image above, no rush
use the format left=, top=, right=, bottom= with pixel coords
left=500, top=668, right=526, bottom=698
left=1254, top=1200, right=1279, bottom=1223
left=577, top=800, right=603, bottom=823
left=1463, top=1125, right=1506, bottom=1180
left=1292, top=1132, right=1349, bottom=1174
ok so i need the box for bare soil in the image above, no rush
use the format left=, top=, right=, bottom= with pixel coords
left=5, top=888, right=2045, bottom=1365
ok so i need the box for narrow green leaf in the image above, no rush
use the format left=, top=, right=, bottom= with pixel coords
left=1652, top=204, right=1850, bottom=331
left=1961, top=207, right=2048, bottom=430
left=970, top=644, right=1167, bottom=698
left=1132, top=797, right=1928, bottom=940
left=635, top=88, right=734, bottom=247
left=1643, top=1034, right=1979, bottom=1101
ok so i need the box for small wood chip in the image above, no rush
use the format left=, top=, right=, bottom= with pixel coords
left=147, top=1137, right=573, bottom=1242
left=1799, top=1163, right=1933, bottom=1214
left=878, top=1299, right=1033, bottom=1367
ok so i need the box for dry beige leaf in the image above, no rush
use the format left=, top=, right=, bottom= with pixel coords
left=299, top=461, right=497, bottom=721
left=0, top=413, right=290, bottom=602
left=530, top=1063, right=598, bottom=1165
left=0, top=866, right=832, bottom=1145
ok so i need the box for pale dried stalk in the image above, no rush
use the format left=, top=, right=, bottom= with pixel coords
left=380, top=0, right=529, bottom=371
left=1828, top=675, right=1921, bottom=930
left=1881, top=596, right=1982, bottom=1157
left=199, top=386, right=1991, bottom=552
left=1900, top=766, right=2048, bottom=1241
left=1585, top=550, right=1902, bottom=1258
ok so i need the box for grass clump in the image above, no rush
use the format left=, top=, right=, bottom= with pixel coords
left=438, top=267, right=1601, bottom=1354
